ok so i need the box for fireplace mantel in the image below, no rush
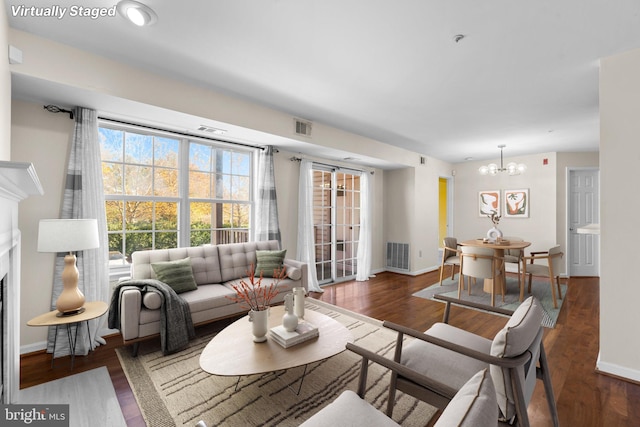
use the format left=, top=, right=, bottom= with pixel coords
left=0, top=161, right=43, bottom=201
left=0, top=160, right=43, bottom=403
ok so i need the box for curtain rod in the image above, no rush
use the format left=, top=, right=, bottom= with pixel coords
left=290, top=156, right=374, bottom=175
left=99, top=117, right=265, bottom=151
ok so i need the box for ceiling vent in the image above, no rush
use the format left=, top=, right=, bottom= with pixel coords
left=294, top=118, right=312, bottom=137
left=197, top=125, right=227, bottom=135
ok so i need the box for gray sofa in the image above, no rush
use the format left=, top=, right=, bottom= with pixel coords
left=114, top=240, right=308, bottom=354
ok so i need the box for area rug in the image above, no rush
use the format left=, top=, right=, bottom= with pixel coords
left=413, top=276, right=567, bottom=328
left=116, top=299, right=437, bottom=427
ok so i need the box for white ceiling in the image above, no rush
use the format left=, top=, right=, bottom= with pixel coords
left=6, top=0, right=640, bottom=165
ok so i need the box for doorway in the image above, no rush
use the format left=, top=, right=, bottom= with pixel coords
left=312, top=168, right=361, bottom=284
left=438, top=176, right=454, bottom=248
left=568, top=168, right=600, bottom=276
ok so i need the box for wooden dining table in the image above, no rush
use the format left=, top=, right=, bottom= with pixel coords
left=459, top=239, right=531, bottom=299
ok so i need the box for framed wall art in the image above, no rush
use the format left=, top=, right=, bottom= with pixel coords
left=478, top=190, right=500, bottom=217
left=504, top=189, right=529, bottom=218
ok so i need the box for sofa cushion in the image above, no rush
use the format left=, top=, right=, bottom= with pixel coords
left=143, top=292, right=162, bottom=310
left=151, top=257, right=198, bottom=294
left=287, top=266, right=302, bottom=281
left=255, top=249, right=287, bottom=277
left=218, top=241, right=280, bottom=282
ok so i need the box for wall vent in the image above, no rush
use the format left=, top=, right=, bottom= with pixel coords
left=197, top=125, right=227, bottom=135
left=294, top=118, right=312, bottom=137
left=386, top=242, right=410, bottom=272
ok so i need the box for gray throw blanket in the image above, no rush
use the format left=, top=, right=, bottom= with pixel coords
left=108, top=279, right=195, bottom=355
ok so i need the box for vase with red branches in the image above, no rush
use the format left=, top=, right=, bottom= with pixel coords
left=228, top=264, right=287, bottom=342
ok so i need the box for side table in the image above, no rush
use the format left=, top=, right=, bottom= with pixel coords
left=27, top=301, right=108, bottom=369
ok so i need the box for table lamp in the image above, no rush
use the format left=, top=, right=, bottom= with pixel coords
left=38, top=218, right=99, bottom=316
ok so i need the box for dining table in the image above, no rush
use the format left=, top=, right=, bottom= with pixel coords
left=459, top=239, right=531, bottom=300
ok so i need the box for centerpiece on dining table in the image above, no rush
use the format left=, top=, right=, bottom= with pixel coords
left=227, top=264, right=287, bottom=342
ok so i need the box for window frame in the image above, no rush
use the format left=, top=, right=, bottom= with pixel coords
left=99, top=121, right=256, bottom=274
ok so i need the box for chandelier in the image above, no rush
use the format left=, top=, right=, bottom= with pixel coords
left=478, top=145, right=526, bottom=176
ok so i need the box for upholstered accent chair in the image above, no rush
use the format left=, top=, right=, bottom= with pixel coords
left=300, top=364, right=497, bottom=427
left=385, top=296, right=559, bottom=427
left=439, top=237, right=461, bottom=286
left=521, top=245, right=564, bottom=308
left=458, top=245, right=504, bottom=306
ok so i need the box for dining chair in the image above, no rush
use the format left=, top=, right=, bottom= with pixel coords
left=521, top=245, right=564, bottom=308
left=385, top=296, right=559, bottom=427
left=458, top=245, right=504, bottom=306
left=439, top=237, right=461, bottom=286
left=502, top=236, right=525, bottom=289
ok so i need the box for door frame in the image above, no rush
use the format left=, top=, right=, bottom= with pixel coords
left=566, top=167, right=600, bottom=277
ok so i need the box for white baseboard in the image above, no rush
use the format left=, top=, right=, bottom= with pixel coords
left=596, top=352, right=640, bottom=383
left=20, top=327, right=118, bottom=356
left=21, top=341, right=47, bottom=355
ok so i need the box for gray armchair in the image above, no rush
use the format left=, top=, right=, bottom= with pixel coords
left=301, top=361, right=497, bottom=427
left=385, top=295, right=559, bottom=427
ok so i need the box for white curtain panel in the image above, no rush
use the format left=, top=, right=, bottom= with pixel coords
left=296, top=160, right=322, bottom=293
left=356, top=172, right=373, bottom=281
left=47, top=107, right=110, bottom=357
left=255, top=146, right=281, bottom=244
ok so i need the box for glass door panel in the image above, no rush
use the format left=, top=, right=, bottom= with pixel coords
left=313, top=169, right=360, bottom=284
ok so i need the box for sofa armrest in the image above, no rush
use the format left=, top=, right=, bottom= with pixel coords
left=120, top=288, right=142, bottom=341
left=283, top=258, right=309, bottom=292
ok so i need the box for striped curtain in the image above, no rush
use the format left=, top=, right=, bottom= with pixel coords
left=255, top=146, right=281, bottom=244
left=47, top=107, right=109, bottom=357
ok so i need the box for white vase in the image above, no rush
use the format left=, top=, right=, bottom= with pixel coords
left=282, top=293, right=298, bottom=332
left=486, top=227, right=503, bottom=242
left=293, top=287, right=305, bottom=319
left=248, top=308, right=269, bottom=342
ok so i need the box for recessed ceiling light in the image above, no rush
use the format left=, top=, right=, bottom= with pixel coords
left=117, top=0, right=158, bottom=26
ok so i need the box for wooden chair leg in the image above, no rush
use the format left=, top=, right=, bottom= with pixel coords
left=458, top=274, right=464, bottom=299
left=439, top=263, right=445, bottom=286
left=549, top=278, right=558, bottom=309
left=538, top=342, right=560, bottom=427
left=450, top=264, right=455, bottom=280
left=556, top=276, right=563, bottom=299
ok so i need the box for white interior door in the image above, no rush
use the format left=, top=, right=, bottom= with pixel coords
left=568, top=168, right=600, bottom=276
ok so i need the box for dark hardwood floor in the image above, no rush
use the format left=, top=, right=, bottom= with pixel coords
left=20, top=270, right=640, bottom=426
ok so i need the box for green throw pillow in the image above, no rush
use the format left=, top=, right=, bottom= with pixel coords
left=255, top=249, right=287, bottom=278
left=151, top=257, right=198, bottom=294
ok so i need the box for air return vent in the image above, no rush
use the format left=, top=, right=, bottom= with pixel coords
left=386, top=242, right=410, bottom=272
left=294, top=118, right=312, bottom=137
left=197, top=125, right=227, bottom=135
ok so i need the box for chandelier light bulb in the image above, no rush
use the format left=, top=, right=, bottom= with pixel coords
left=478, top=145, right=526, bottom=176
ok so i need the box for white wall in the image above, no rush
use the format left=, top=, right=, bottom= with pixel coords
left=453, top=152, right=559, bottom=254
left=11, top=99, right=74, bottom=350
left=598, top=47, right=640, bottom=381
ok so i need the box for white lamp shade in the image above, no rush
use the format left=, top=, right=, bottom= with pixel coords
left=38, top=219, right=99, bottom=253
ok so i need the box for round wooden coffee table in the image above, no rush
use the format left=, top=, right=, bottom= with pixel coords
left=199, top=305, right=353, bottom=393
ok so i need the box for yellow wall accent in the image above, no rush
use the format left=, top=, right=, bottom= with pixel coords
left=438, top=177, right=447, bottom=247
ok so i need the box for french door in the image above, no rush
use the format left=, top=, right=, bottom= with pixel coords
left=312, top=168, right=361, bottom=284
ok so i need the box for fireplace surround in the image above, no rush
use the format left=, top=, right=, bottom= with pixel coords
left=0, top=161, right=43, bottom=403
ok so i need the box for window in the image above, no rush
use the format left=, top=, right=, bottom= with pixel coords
left=99, top=124, right=254, bottom=269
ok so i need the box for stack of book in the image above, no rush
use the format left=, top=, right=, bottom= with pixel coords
left=269, top=321, right=319, bottom=348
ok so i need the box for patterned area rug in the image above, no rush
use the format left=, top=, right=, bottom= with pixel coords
left=116, top=299, right=437, bottom=427
left=413, top=275, right=567, bottom=328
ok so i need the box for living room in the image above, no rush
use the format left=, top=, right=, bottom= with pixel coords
left=1, top=2, right=640, bottom=426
